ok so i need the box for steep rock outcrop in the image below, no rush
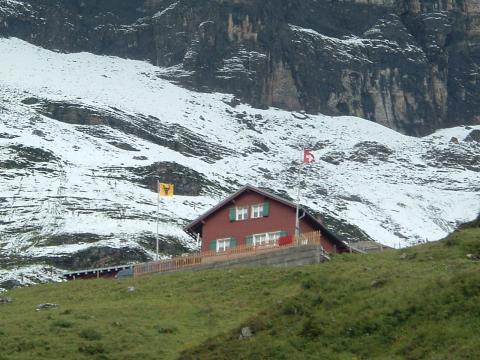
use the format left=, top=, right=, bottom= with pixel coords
left=1, top=0, right=479, bottom=135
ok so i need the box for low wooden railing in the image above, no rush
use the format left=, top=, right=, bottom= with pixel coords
left=296, top=231, right=323, bottom=246
left=133, top=231, right=324, bottom=277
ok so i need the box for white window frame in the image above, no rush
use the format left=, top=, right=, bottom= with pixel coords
left=251, top=204, right=264, bottom=219
left=236, top=206, right=249, bottom=221
left=216, top=238, right=231, bottom=252
left=252, top=231, right=283, bottom=247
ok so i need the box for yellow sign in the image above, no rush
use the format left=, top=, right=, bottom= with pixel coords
left=159, top=183, right=174, bottom=197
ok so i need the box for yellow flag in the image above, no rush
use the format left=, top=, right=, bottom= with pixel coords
left=159, top=183, right=174, bottom=197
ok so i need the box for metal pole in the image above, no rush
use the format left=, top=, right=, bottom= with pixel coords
left=295, top=152, right=304, bottom=242
left=156, top=179, right=160, bottom=261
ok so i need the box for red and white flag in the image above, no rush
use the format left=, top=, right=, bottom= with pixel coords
left=303, top=149, right=316, bottom=164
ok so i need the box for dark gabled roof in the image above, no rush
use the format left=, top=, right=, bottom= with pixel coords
left=63, top=264, right=133, bottom=278
left=183, top=184, right=347, bottom=248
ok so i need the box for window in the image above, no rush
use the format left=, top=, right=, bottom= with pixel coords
left=251, top=204, right=264, bottom=219
left=254, top=233, right=267, bottom=245
left=252, top=231, right=283, bottom=246
left=210, top=238, right=237, bottom=252
left=236, top=206, right=249, bottom=221
left=217, top=238, right=231, bottom=252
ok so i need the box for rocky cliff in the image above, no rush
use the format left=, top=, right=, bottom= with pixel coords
left=1, top=0, right=479, bottom=135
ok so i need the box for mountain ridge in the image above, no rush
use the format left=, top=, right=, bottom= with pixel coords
left=1, top=0, right=479, bottom=134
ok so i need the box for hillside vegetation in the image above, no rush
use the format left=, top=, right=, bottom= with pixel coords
left=1, top=222, right=479, bottom=360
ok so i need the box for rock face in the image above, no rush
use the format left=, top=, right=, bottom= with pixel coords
left=0, top=0, right=479, bottom=135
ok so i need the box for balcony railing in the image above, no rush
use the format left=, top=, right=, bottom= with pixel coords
left=133, top=231, right=325, bottom=277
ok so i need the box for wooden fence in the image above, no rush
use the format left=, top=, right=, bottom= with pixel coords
left=133, top=231, right=324, bottom=277
left=349, top=240, right=388, bottom=253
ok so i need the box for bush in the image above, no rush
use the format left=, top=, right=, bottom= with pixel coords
left=52, top=319, right=74, bottom=329
left=78, top=343, right=106, bottom=355
left=462, top=239, right=480, bottom=256
left=454, top=272, right=480, bottom=298
left=312, top=294, right=324, bottom=306
left=444, top=236, right=460, bottom=247
left=300, top=317, right=324, bottom=339
left=156, top=325, right=178, bottom=334
left=301, top=278, right=315, bottom=290
left=79, top=328, right=103, bottom=341
left=16, top=341, right=36, bottom=352
left=282, top=301, right=306, bottom=316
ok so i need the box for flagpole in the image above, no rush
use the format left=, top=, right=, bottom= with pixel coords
left=295, top=150, right=304, bottom=243
left=156, top=179, right=160, bottom=261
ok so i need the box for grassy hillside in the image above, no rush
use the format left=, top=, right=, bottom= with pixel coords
left=1, top=223, right=479, bottom=360
left=181, top=223, right=480, bottom=360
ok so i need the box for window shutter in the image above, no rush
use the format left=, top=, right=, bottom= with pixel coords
left=230, top=238, right=237, bottom=248
left=209, top=240, right=217, bottom=252
left=229, top=207, right=236, bottom=221
left=263, top=201, right=270, bottom=217
left=245, top=235, right=253, bottom=246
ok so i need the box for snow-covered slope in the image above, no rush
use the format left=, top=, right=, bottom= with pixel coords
left=1, top=38, right=479, bottom=287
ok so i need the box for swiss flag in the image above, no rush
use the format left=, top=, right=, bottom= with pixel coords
left=303, top=149, right=316, bottom=164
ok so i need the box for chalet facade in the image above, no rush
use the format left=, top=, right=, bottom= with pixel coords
left=184, top=185, right=348, bottom=253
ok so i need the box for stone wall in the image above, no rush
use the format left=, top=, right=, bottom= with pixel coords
left=150, top=245, right=329, bottom=275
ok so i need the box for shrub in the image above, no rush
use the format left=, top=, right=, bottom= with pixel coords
left=300, top=317, right=324, bottom=339
left=78, top=343, right=106, bottom=355
left=444, top=236, right=460, bottom=247
left=16, top=341, right=35, bottom=352
left=461, top=238, right=480, bottom=256
left=79, top=328, right=103, bottom=341
left=52, top=319, right=74, bottom=328
left=156, top=325, right=178, bottom=334
left=301, top=278, right=315, bottom=290
left=282, top=301, right=306, bottom=316
left=312, top=294, right=324, bottom=306
left=454, top=272, right=480, bottom=298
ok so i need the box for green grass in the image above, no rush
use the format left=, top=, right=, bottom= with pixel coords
left=1, top=224, right=479, bottom=360
left=0, top=267, right=303, bottom=360
left=180, top=225, right=480, bottom=360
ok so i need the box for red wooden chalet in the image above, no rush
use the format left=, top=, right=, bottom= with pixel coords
left=184, top=185, right=349, bottom=254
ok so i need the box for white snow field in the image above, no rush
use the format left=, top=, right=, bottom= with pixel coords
left=0, top=37, right=479, bottom=285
